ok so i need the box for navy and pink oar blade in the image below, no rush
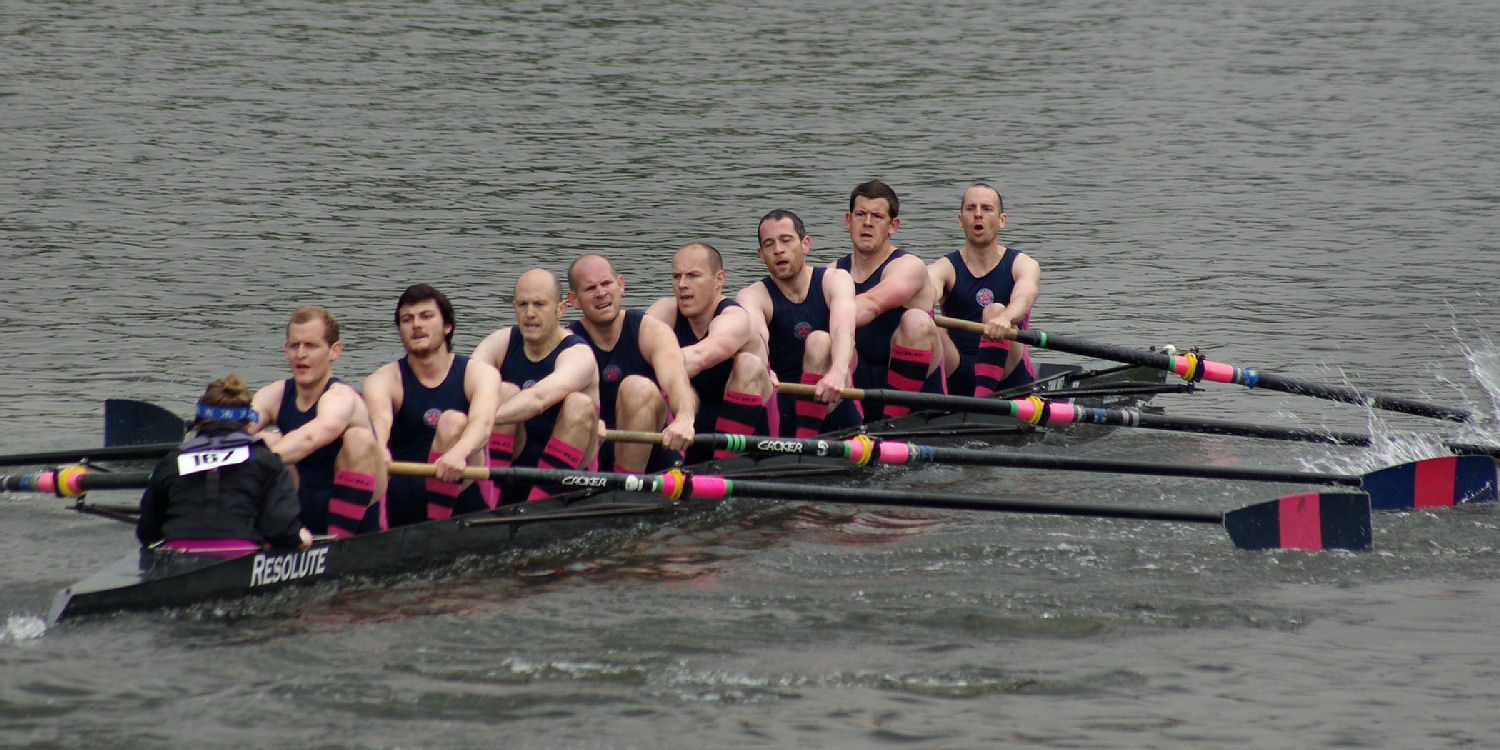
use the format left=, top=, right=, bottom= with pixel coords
left=1360, top=455, right=1498, bottom=511
left=1222, top=493, right=1373, bottom=551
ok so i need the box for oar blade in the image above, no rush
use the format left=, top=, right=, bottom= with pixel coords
left=1222, top=492, right=1372, bottom=551
left=1360, top=455, right=1498, bottom=511
left=105, top=399, right=187, bottom=447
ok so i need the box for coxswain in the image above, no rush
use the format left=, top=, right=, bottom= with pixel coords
left=929, top=183, right=1039, bottom=396
left=137, top=374, right=312, bottom=554
left=363, top=284, right=501, bottom=526
left=833, top=180, right=944, bottom=419
left=567, top=253, right=696, bottom=473
left=645, top=242, right=777, bottom=463
left=735, top=209, right=861, bottom=438
left=250, top=306, right=386, bottom=538
left=472, top=268, right=601, bottom=502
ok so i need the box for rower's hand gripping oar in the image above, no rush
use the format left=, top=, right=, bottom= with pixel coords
left=607, top=430, right=1499, bottom=512
left=387, top=461, right=1373, bottom=551
left=934, top=315, right=1476, bottom=423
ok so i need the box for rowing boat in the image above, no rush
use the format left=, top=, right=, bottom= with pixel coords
left=44, top=362, right=1179, bottom=624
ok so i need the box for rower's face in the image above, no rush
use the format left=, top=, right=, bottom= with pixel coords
left=513, top=278, right=565, bottom=344
left=284, top=319, right=342, bottom=385
left=672, top=247, right=724, bottom=318
left=959, top=186, right=1004, bottom=245
left=397, top=299, right=450, bottom=355
left=568, top=258, right=624, bottom=325
left=846, top=196, right=898, bottom=255
left=756, top=218, right=809, bottom=280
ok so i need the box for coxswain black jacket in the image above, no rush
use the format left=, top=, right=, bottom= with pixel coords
left=136, top=424, right=306, bottom=549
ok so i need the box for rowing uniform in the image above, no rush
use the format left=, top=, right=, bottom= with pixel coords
left=497, top=326, right=589, bottom=467
left=835, top=248, right=945, bottom=419
left=136, top=426, right=305, bottom=549
left=761, top=267, right=862, bottom=435
left=386, top=354, right=482, bottom=526
left=671, top=298, right=773, bottom=463
left=570, top=310, right=678, bottom=471
left=940, top=247, right=1035, bottom=395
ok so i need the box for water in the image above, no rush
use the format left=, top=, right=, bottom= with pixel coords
left=4, top=0, right=1500, bottom=746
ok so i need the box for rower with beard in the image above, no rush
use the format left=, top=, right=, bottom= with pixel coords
left=249, top=306, right=386, bottom=538
left=137, top=373, right=313, bottom=554
left=645, top=242, right=776, bottom=463
left=833, top=180, right=945, bottom=420
left=472, top=268, right=601, bottom=502
left=929, top=183, right=1039, bottom=396
left=736, top=209, right=861, bottom=438
left=567, top=253, right=696, bottom=474
left=363, top=284, right=501, bottom=526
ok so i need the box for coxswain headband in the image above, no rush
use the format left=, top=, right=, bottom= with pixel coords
left=195, top=403, right=259, bottom=422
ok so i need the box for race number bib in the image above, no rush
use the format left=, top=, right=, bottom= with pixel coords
left=178, top=446, right=251, bottom=476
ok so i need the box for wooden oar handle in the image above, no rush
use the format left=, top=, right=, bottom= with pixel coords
left=934, top=314, right=1017, bottom=339
left=776, top=382, right=868, bottom=400
left=388, top=460, right=492, bottom=480
left=605, top=429, right=670, bottom=444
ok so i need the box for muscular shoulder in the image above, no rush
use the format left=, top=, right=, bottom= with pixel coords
left=471, top=327, right=514, bottom=367
left=645, top=297, right=678, bottom=325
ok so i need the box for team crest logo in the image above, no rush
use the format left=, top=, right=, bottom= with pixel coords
left=975, top=288, right=995, bottom=307
left=423, top=408, right=442, bottom=427
left=603, top=365, right=623, bottom=383
left=794, top=322, right=813, bottom=340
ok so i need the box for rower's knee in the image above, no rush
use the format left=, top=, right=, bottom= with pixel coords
left=802, top=330, right=831, bottom=371
left=728, top=352, right=772, bottom=396
left=556, top=391, right=597, bottom=430
left=433, top=409, right=469, bottom=445
left=895, top=307, right=937, bottom=348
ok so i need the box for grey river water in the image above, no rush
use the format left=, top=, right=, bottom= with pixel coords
left=4, top=1, right=1500, bottom=747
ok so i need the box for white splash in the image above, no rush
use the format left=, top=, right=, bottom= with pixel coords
left=3, top=614, right=48, bottom=644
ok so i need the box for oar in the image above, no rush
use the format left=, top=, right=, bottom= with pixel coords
left=0, top=443, right=180, bottom=468
left=607, top=430, right=1497, bottom=512
left=776, top=383, right=1500, bottom=458
left=1, top=466, right=153, bottom=496
left=389, top=461, right=1373, bottom=551
left=934, top=316, right=1474, bottom=423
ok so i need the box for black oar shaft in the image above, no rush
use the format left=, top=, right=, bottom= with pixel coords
left=0, top=443, right=178, bottom=468
left=1, top=469, right=152, bottom=494
left=389, top=462, right=1226, bottom=525
left=933, top=315, right=1473, bottom=422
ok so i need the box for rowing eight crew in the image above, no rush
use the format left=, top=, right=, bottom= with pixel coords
left=138, top=181, right=1040, bottom=551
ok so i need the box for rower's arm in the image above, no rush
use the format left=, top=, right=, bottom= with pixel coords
left=270, top=384, right=360, bottom=465
left=640, top=314, right=698, bottom=432
left=985, top=252, right=1040, bottom=339
left=681, top=305, right=753, bottom=378
left=848, top=253, right=932, bottom=325
left=452, top=358, right=502, bottom=458
left=470, top=327, right=512, bottom=372
left=927, top=256, right=957, bottom=306
left=823, top=267, right=858, bottom=392
left=247, top=381, right=283, bottom=435
left=734, top=283, right=773, bottom=351
left=492, top=343, right=597, bottom=425
left=361, top=364, right=401, bottom=460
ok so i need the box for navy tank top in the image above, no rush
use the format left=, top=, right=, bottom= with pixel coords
left=569, top=310, right=653, bottom=425
left=674, top=298, right=739, bottom=432
left=389, top=354, right=471, bottom=462
left=274, top=377, right=343, bottom=496
left=941, top=247, right=1024, bottom=356
left=835, top=248, right=910, bottom=367
left=761, top=266, right=832, bottom=381
left=498, top=327, right=588, bottom=445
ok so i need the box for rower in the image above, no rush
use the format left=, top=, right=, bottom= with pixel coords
left=137, top=374, right=312, bottom=554
left=736, top=209, right=861, bottom=438
left=249, top=306, right=385, bottom=538
left=833, top=180, right=944, bottom=419
left=567, top=253, right=696, bottom=473
left=929, top=183, right=1039, bottom=396
left=645, top=242, right=776, bottom=463
left=472, top=268, right=601, bottom=501
left=363, top=284, right=501, bottom=526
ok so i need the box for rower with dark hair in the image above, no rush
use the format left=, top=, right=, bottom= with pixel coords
left=736, top=209, right=861, bottom=437
left=250, top=306, right=386, bottom=538
left=363, top=284, right=501, bottom=526
left=834, top=179, right=944, bottom=420
left=136, top=374, right=312, bottom=554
